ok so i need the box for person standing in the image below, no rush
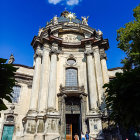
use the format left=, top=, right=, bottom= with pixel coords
left=74, top=133, right=79, bottom=140
left=85, top=132, right=89, bottom=140
left=81, top=132, right=85, bottom=140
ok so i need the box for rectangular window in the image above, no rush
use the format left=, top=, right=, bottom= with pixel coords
left=66, top=68, right=78, bottom=87
left=11, top=86, right=21, bottom=103
left=2, top=125, right=14, bottom=140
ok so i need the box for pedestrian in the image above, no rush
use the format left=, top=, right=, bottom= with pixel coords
left=74, top=133, right=79, bottom=140
left=85, top=132, right=89, bottom=140
left=81, top=132, right=85, bottom=140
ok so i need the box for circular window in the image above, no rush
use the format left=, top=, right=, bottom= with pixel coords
left=67, top=59, right=76, bottom=65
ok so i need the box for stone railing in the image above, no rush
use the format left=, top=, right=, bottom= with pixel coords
left=60, top=85, right=85, bottom=94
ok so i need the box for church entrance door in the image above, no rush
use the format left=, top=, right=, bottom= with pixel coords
left=66, top=114, right=81, bottom=140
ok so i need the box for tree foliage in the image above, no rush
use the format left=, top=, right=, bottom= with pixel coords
left=104, top=68, right=140, bottom=130
left=104, top=5, right=140, bottom=131
left=0, top=58, right=17, bottom=110
left=117, top=4, right=140, bottom=70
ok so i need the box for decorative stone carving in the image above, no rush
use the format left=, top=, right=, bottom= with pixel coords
left=69, top=54, right=74, bottom=58
left=45, top=118, right=59, bottom=133
left=26, top=119, right=37, bottom=134
left=97, top=29, right=103, bottom=36
left=81, top=16, right=89, bottom=25
left=65, top=12, right=76, bottom=22
left=100, top=49, right=107, bottom=60
left=88, top=117, right=104, bottom=139
left=37, top=119, right=45, bottom=133
left=35, top=46, right=42, bottom=57
left=84, top=50, right=93, bottom=56
left=8, top=54, right=15, bottom=64
left=50, top=47, right=61, bottom=55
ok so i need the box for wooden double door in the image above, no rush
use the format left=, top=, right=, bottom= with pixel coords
left=66, top=114, right=81, bottom=140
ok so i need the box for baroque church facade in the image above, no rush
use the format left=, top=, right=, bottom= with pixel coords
left=0, top=11, right=122, bottom=140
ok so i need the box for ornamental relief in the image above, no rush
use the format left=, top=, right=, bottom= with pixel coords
left=59, top=33, right=84, bottom=43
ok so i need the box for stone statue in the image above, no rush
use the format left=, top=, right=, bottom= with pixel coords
left=97, top=29, right=103, bottom=36
left=8, top=54, right=15, bottom=64
left=38, top=27, right=43, bottom=36
left=81, top=16, right=89, bottom=25
left=53, top=15, right=58, bottom=25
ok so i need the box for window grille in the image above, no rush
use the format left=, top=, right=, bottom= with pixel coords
left=11, top=86, right=21, bottom=103
left=66, top=68, right=78, bottom=87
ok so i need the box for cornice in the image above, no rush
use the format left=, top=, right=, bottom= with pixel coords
left=15, top=72, right=33, bottom=86
left=31, top=33, right=108, bottom=50
left=13, top=64, right=33, bottom=69
left=31, top=36, right=42, bottom=49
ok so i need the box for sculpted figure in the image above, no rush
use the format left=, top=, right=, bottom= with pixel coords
left=53, top=15, right=58, bottom=25
left=97, top=29, right=103, bottom=36
left=81, top=16, right=89, bottom=25
left=8, top=54, right=15, bottom=64
left=38, top=28, right=43, bottom=36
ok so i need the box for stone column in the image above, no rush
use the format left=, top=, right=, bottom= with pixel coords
left=38, top=44, right=50, bottom=113
left=93, top=46, right=105, bottom=109
left=85, top=47, right=98, bottom=111
left=23, top=46, right=42, bottom=139
left=100, top=49, right=109, bottom=84
left=45, top=44, right=60, bottom=140
left=29, top=45, right=42, bottom=112
left=35, top=44, right=50, bottom=139
left=47, top=44, right=59, bottom=111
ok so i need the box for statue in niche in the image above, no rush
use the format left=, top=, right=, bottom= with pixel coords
left=81, top=16, right=89, bottom=25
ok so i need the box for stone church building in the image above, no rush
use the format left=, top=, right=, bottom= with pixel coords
left=0, top=11, right=122, bottom=140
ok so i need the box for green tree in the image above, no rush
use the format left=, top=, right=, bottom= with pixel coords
left=104, top=4, right=140, bottom=131
left=117, top=4, right=140, bottom=70
left=0, top=58, right=17, bottom=110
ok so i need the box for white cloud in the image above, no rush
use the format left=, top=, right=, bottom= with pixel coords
left=47, top=0, right=82, bottom=6
left=67, top=0, right=79, bottom=6
left=48, top=0, right=62, bottom=5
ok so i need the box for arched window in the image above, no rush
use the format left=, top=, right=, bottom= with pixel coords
left=66, top=68, right=78, bottom=87
left=11, top=86, right=21, bottom=103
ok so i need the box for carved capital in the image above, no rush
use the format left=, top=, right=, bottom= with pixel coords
left=84, top=50, right=93, bottom=56
left=100, top=49, right=107, bottom=60
left=100, top=52, right=107, bottom=60
left=50, top=47, right=61, bottom=55
left=36, top=48, right=42, bottom=57
left=93, top=47, right=99, bottom=53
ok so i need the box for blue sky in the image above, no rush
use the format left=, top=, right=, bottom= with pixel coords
left=0, top=0, right=139, bottom=69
